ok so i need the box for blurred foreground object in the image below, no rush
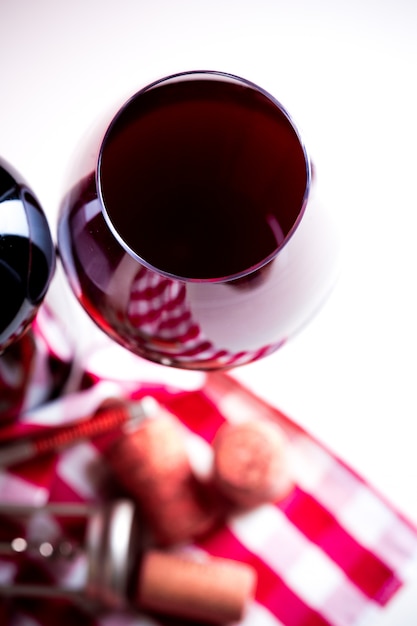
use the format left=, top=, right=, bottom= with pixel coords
left=0, top=157, right=55, bottom=353
left=0, top=157, right=57, bottom=421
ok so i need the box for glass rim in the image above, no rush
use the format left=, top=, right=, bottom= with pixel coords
left=96, top=69, right=312, bottom=284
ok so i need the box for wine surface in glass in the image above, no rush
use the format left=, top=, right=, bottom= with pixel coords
left=99, top=77, right=307, bottom=281
left=58, top=74, right=316, bottom=369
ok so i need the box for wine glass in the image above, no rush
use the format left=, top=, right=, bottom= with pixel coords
left=0, top=157, right=56, bottom=420
left=0, top=157, right=55, bottom=354
left=57, top=70, right=338, bottom=370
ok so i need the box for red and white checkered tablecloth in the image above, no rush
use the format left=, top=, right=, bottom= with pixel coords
left=1, top=306, right=417, bottom=626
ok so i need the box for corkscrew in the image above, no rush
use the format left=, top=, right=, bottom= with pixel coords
left=0, top=500, right=139, bottom=609
left=0, top=499, right=256, bottom=623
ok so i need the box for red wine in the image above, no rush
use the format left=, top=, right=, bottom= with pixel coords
left=58, top=73, right=318, bottom=370
left=99, top=77, right=308, bottom=280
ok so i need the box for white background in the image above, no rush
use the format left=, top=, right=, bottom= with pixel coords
left=1, top=1, right=417, bottom=623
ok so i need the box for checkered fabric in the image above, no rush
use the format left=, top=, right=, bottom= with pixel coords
left=0, top=306, right=73, bottom=429
left=0, top=308, right=416, bottom=626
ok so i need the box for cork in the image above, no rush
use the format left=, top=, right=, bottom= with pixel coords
left=135, top=549, right=257, bottom=623
left=212, top=420, right=293, bottom=508
left=107, top=411, right=219, bottom=545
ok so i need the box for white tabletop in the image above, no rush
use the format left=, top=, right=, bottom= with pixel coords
left=1, top=1, right=417, bottom=623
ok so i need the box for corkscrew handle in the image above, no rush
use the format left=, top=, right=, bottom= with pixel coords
left=0, top=396, right=158, bottom=467
left=33, top=403, right=130, bottom=454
